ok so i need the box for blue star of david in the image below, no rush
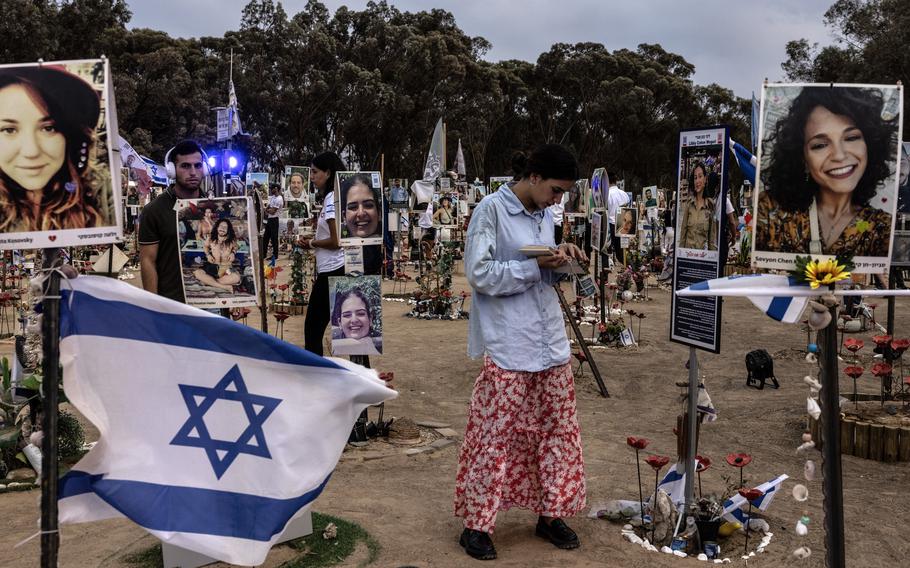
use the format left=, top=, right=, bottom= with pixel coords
left=170, top=365, right=282, bottom=479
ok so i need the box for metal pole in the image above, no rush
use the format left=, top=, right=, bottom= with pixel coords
left=40, top=248, right=61, bottom=568
left=886, top=266, right=895, bottom=336
left=683, top=347, right=698, bottom=514
left=252, top=191, right=269, bottom=334
left=819, top=303, right=845, bottom=568
left=553, top=283, right=609, bottom=397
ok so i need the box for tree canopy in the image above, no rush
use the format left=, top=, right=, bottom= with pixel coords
left=0, top=0, right=751, bottom=191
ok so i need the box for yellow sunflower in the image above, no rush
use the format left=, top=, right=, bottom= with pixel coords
left=804, top=258, right=850, bottom=289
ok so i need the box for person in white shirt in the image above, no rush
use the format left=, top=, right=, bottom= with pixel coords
left=606, top=182, right=631, bottom=258
left=265, top=183, right=284, bottom=264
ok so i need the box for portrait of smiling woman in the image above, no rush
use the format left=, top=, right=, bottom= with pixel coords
left=0, top=64, right=110, bottom=235
left=338, top=172, right=382, bottom=244
left=755, top=85, right=900, bottom=263
left=329, top=276, right=383, bottom=355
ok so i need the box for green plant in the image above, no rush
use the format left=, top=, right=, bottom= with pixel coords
left=58, top=410, right=84, bottom=457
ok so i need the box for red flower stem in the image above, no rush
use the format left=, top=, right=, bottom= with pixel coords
left=853, top=378, right=858, bottom=410
left=739, top=468, right=743, bottom=489
left=697, top=471, right=703, bottom=499
left=743, top=502, right=752, bottom=556
left=652, top=469, right=659, bottom=543
left=635, top=449, right=645, bottom=534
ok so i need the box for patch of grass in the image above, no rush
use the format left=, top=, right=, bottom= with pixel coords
left=123, top=543, right=162, bottom=568
left=120, top=513, right=379, bottom=568
left=282, top=512, right=380, bottom=568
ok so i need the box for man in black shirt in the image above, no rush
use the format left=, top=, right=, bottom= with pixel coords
left=139, top=140, right=206, bottom=303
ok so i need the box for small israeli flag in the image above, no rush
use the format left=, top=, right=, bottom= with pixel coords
left=57, top=276, right=395, bottom=566
left=721, top=474, right=789, bottom=524
left=679, top=274, right=811, bottom=324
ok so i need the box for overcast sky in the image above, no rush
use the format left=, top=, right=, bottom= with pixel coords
left=129, top=0, right=838, bottom=98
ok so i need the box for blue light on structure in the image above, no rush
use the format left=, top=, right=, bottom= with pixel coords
left=228, top=155, right=238, bottom=170
left=207, top=156, right=217, bottom=169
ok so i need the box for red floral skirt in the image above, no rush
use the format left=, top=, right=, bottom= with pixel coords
left=453, top=356, right=586, bottom=533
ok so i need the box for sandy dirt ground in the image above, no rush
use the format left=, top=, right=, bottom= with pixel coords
left=1, top=255, right=909, bottom=568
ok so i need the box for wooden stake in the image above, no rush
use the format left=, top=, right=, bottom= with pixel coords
left=854, top=422, right=870, bottom=459
left=883, top=426, right=899, bottom=463
left=840, top=417, right=855, bottom=455
left=869, top=423, right=884, bottom=461
left=899, top=426, right=910, bottom=462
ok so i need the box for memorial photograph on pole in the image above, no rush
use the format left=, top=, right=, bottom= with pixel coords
left=752, top=83, right=903, bottom=273
left=670, top=126, right=729, bottom=352
left=176, top=197, right=259, bottom=308
left=329, top=274, right=383, bottom=355
left=0, top=58, right=122, bottom=250
left=283, top=165, right=311, bottom=220
left=336, top=171, right=384, bottom=246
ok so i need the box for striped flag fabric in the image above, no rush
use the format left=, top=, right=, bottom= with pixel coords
left=677, top=274, right=811, bottom=323
left=721, top=474, right=789, bottom=524
left=56, top=276, right=395, bottom=566
left=729, top=138, right=757, bottom=186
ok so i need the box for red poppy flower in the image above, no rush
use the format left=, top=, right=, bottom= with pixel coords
left=636, top=313, right=646, bottom=319
left=269, top=283, right=278, bottom=289
left=890, top=338, right=910, bottom=355
left=273, top=312, right=290, bottom=322
left=871, top=362, right=893, bottom=377
left=645, top=455, right=671, bottom=470
left=843, top=366, right=864, bottom=379
left=626, top=437, right=650, bottom=450
left=872, top=335, right=893, bottom=347
left=241, top=308, right=251, bottom=316
left=843, top=338, right=864, bottom=352
left=725, top=453, right=752, bottom=468
left=379, top=371, right=394, bottom=382
left=278, top=284, right=289, bottom=291
left=738, top=488, right=764, bottom=502
left=628, top=309, right=637, bottom=316
left=695, top=455, right=711, bottom=472
left=574, top=351, right=588, bottom=363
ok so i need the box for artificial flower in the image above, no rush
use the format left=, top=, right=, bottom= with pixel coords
left=843, top=366, right=864, bottom=379
left=626, top=437, right=650, bottom=450
left=843, top=338, right=864, bottom=352
left=890, top=338, right=910, bottom=356
left=738, top=488, right=765, bottom=502
left=645, top=455, right=671, bottom=470
left=871, top=362, right=893, bottom=377
left=804, top=258, right=850, bottom=289
left=872, top=335, right=893, bottom=347
left=695, top=455, right=711, bottom=473
left=725, top=453, right=752, bottom=468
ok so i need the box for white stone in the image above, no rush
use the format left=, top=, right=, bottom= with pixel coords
left=714, top=561, right=723, bottom=565
left=673, top=550, right=687, bottom=557
left=623, top=524, right=633, bottom=531
left=749, top=551, right=756, bottom=557
left=661, top=546, right=673, bottom=554
left=697, top=553, right=708, bottom=561
left=796, top=522, right=808, bottom=537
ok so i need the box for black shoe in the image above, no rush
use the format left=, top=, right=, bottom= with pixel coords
left=459, top=528, right=497, bottom=560
left=535, top=517, right=579, bottom=549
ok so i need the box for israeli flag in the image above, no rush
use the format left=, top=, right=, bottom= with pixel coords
left=140, top=155, right=169, bottom=186
left=721, top=474, right=789, bottom=524
left=655, top=463, right=686, bottom=505
left=728, top=138, right=757, bottom=186
left=57, top=276, right=395, bottom=566
left=677, top=274, right=810, bottom=324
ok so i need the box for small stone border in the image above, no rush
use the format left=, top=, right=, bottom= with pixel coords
left=620, top=524, right=774, bottom=563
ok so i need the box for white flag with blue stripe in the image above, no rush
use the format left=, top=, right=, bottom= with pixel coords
left=57, top=276, right=396, bottom=566
left=677, top=274, right=811, bottom=323
left=721, top=474, right=788, bottom=524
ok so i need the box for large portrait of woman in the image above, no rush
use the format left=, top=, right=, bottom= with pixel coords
left=336, top=171, right=384, bottom=246
left=0, top=59, right=121, bottom=249
left=753, top=84, right=902, bottom=272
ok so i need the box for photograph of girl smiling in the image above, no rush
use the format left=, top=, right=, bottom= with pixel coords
left=329, top=275, right=382, bottom=355
left=753, top=84, right=902, bottom=272
left=336, top=171, right=384, bottom=246
left=0, top=59, right=120, bottom=248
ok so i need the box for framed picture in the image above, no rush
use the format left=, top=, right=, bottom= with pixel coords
left=283, top=165, right=311, bottom=219
left=488, top=176, right=511, bottom=194
left=617, top=207, right=638, bottom=236
left=245, top=172, right=268, bottom=197
left=336, top=171, right=383, bottom=246
left=753, top=83, right=903, bottom=273
left=329, top=275, right=383, bottom=355
left=591, top=167, right=609, bottom=210
left=176, top=197, right=259, bottom=308
left=388, top=178, right=409, bottom=209
left=565, top=178, right=588, bottom=218
left=0, top=59, right=123, bottom=250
